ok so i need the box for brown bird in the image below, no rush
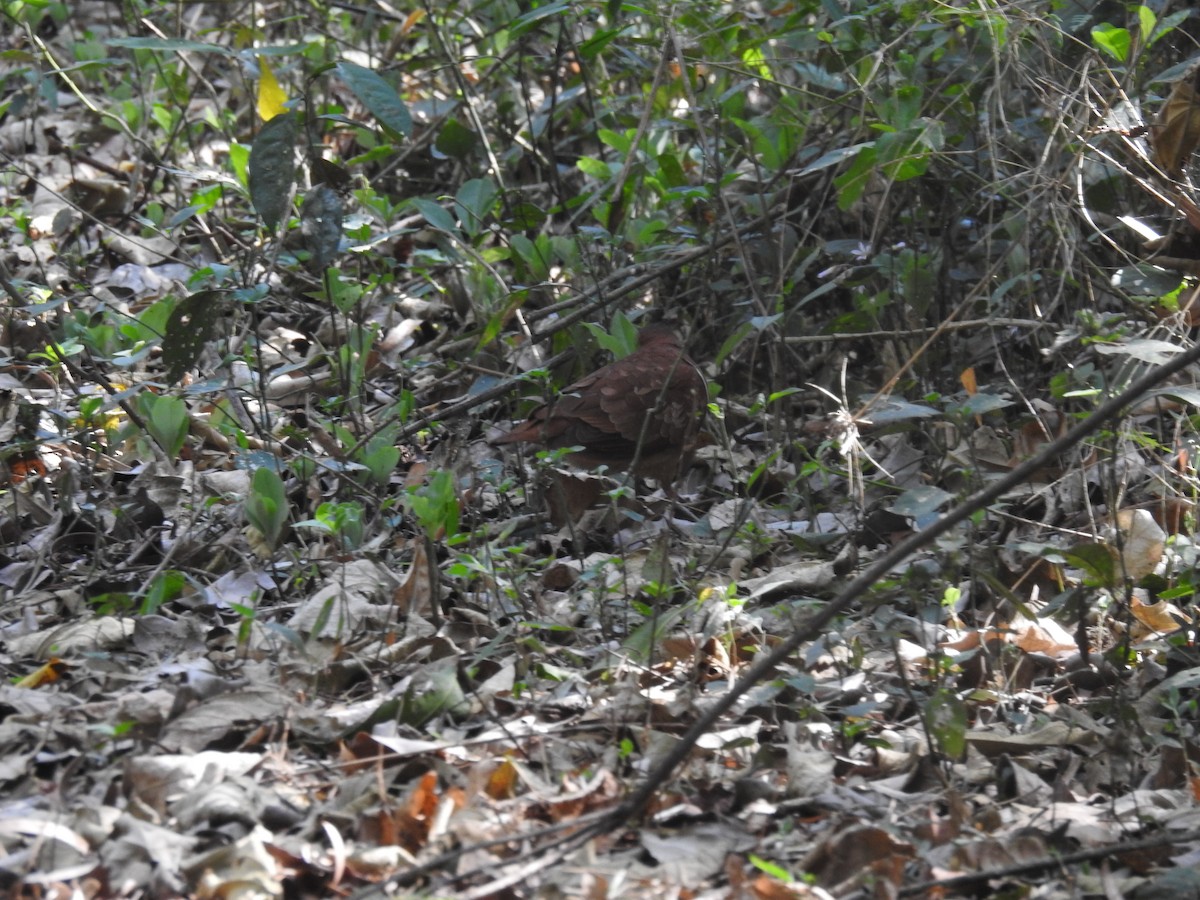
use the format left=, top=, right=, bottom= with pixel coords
left=493, top=323, right=708, bottom=485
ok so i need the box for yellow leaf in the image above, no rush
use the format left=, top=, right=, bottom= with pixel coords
left=257, top=56, right=289, bottom=121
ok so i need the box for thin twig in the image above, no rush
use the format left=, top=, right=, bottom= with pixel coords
left=783, top=317, right=1050, bottom=342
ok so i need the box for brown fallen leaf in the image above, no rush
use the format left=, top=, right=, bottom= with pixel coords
left=1152, top=66, right=1200, bottom=176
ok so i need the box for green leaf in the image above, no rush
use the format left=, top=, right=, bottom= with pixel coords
left=309, top=596, right=336, bottom=640
left=957, top=391, right=1013, bottom=416
left=360, top=445, right=400, bottom=486
left=1147, top=386, right=1200, bottom=408
left=577, top=27, right=626, bottom=59
left=1065, top=542, right=1117, bottom=588
left=655, top=151, right=686, bottom=188
left=597, top=128, right=633, bottom=154
left=510, top=234, right=549, bottom=281
left=1091, top=23, right=1131, bottom=62
left=748, top=855, right=792, bottom=882
left=509, top=0, right=571, bottom=38
left=833, top=145, right=876, bottom=210
left=621, top=605, right=687, bottom=664
left=862, top=396, right=938, bottom=424
left=715, top=322, right=755, bottom=368
left=1092, top=338, right=1185, bottom=365
left=141, top=570, right=185, bottom=616
left=228, top=142, right=249, bottom=187
left=435, top=118, right=478, bottom=159
left=926, top=689, right=967, bottom=758
left=336, top=61, right=413, bottom=137
left=248, top=113, right=296, bottom=231
left=1138, top=5, right=1156, bottom=44
left=411, top=197, right=461, bottom=236
left=586, top=311, right=638, bottom=357
left=454, top=178, right=498, bottom=238
left=577, top=156, right=614, bottom=179
left=406, top=469, right=460, bottom=540
left=795, top=141, right=875, bottom=177
left=1146, top=10, right=1191, bottom=48
left=138, top=393, right=189, bottom=459
left=246, top=466, right=289, bottom=550
left=106, top=37, right=233, bottom=55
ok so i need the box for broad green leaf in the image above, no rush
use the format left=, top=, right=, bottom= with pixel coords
left=1138, top=5, right=1156, bottom=44
left=510, top=233, right=549, bottom=281
left=138, top=393, right=189, bottom=459
left=1091, top=23, right=1131, bottom=62
left=1147, top=386, right=1200, bottom=408
left=360, top=445, right=400, bottom=486
left=454, top=178, right=498, bottom=238
left=435, top=118, right=478, bottom=159
left=1065, top=542, right=1117, bottom=588
left=621, top=605, right=687, bottom=664
left=577, top=157, right=614, bottom=179
left=228, top=142, right=249, bottom=187
left=1146, top=10, right=1191, bottom=48
left=246, top=466, right=288, bottom=550
left=586, top=311, right=638, bottom=357
left=656, top=151, right=686, bottom=188
left=597, top=128, right=632, bottom=154
left=336, top=61, right=413, bottom=137
left=411, top=198, right=460, bottom=236
left=958, top=392, right=1013, bottom=416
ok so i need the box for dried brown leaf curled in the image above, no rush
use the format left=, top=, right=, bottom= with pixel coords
left=1151, top=68, right=1200, bottom=176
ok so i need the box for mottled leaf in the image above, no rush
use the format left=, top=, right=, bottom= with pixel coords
left=301, top=185, right=345, bottom=272
left=248, top=113, right=296, bottom=231
left=162, top=290, right=227, bottom=385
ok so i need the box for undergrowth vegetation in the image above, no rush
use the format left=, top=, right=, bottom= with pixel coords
left=3, top=0, right=1200, bottom=896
